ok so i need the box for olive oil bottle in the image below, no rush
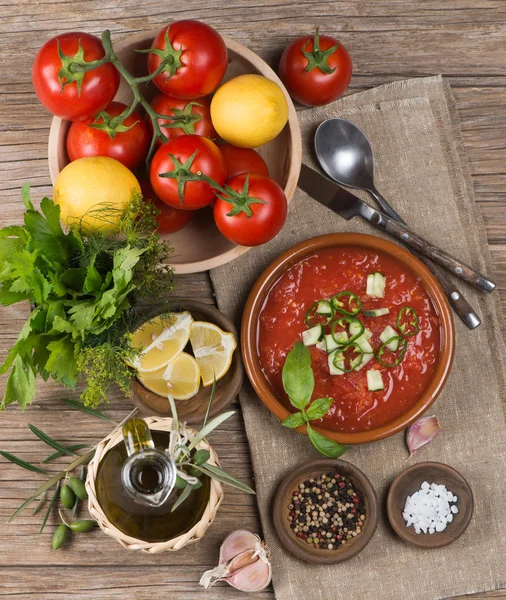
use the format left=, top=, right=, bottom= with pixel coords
left=95, top=419, right=210, bottom=543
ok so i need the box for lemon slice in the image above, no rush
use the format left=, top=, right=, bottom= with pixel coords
left=132, top=312, right=193, bottom=373
left=137, top=352, right=201, bottom=400
left=189, top=321, right=237, bottom=387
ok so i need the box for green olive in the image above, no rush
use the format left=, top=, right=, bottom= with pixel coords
left=51, top=524, right=69, bottom=550
left=69, top=520, right=95, bottom=533
left=68, top=476, right=88, bottom=501
left=60, top=485, right=75, bottom=509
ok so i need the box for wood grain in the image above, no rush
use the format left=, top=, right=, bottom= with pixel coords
left=0, top=1, right=505, bottom=598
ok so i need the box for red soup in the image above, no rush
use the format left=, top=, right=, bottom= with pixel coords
left=258, top=247, right=441, bottom=433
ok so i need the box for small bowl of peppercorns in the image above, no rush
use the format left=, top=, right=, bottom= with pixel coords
left=273, top=459, right=379, bottom=564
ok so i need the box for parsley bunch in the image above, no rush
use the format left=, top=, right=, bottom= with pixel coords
left=0, top=185, right=174, bottom=410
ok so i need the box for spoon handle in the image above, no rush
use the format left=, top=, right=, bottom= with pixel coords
left=369, top=213, right=496, bottom=293
left=367, top=189, right=481, bottom=328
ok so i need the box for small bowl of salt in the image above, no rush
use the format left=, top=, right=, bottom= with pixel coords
left=387, top=462, right=474, bottom=549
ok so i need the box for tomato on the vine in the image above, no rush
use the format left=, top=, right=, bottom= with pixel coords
left=140, top=179, right=193, bottom=234
left=147, top=20, right=228, bottom=99
left=149, top=93, right=216, bottom=146
left=213, top=173, right=287, bottom=246
left=149, top=134, right=226, bottom=210
left=32, top=32, right=120, bottom=121
left=66, top=102, right=150, bottom=170
left=220, top=143, right=269, bottom=179
left=279, top=28, right=352, bottom=107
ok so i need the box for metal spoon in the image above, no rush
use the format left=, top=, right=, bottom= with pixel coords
left=314, top=117, right=483, bottom=330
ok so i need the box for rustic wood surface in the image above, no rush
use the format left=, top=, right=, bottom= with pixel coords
left=0, top=1, right=505, bottom=598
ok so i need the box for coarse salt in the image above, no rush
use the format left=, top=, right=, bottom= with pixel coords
left=402, top=481, right=458, bottom=534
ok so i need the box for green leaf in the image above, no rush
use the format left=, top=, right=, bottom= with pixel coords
left=21, top=183, right=34, bottom=210
left=2, top=354, right=36, bottom=410
left=282, top=342, right=314, bottom=410
left=306, top=422, right=347, bottom=458
left=68, top=302, right=96, bottom=331
left=174, top=475, right=187, bottom=489
left=305, top=397, right=333, bottom=421
left=281, top=411, right=306, bottom=429
left=193, top=463, right=255, bottom=495
left=28, top=424, right=76, bottom=457
left=51, top=316, right=76, bottom=335
left=30, top=268, right=52, bottom=305
left=45, top=336, right=77, bottom=384
left=0, top=450, right=48, bottom=474
left=83, top=263, right=102, bottom=293
left=46, top=300, right=66, bottom=329
left=192, top=449, right=210, bottom=465
left=32, top=491, right=47, bottom=515
left=40, top=481, right=60, bottom=534
left=60, top=398, right=116, bottom=423
left=114, top=245, right=145, bottom=272
left=59, top=268, right=87, bottom=291
left=42, top=443, right=90, bottom=463
left=203, top=375, right=216, bottom=427
left=0, top=282, right=28, bottom=305
left=171, top=483, right=194, bottom=513
left=188, top=411, right=235, bottom=451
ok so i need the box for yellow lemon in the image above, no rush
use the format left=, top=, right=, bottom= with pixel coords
left=189, top=321, right=237, bottom=386
left=53, top=156, right=140, bottom=232
left=210, top=74, right=289, bottom=148
left=137, top=352, right=201, bottom=401
left=132, top=312, right=193, bottom=373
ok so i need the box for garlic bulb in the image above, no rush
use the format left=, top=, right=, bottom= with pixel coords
left=200, top=530, right=272, bottom=593
left=406, top=415, right=440, bottom=459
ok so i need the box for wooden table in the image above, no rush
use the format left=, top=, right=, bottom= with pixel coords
left=1, top=1, right=505, bottom=598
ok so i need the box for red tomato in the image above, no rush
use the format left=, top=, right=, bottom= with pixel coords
left=279, top=29, right=352, bottom=107
left=140, top=179, right=193, bottom=234
left=150, top=135, right=226, bottom=210
left=32, top=32, right=120, bottom=121
left=147, top=20, right=227, bottom=99
left=220, top=144, right=269, bottom=179
left=149, top=93, right=216, bottom=146
left=213, top=173, right=287, bottom=246
left=66, top=102, right=150, bottom=170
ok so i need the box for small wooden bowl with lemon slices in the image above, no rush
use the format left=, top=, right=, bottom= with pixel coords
left=130, top=299, right=243, bottom=424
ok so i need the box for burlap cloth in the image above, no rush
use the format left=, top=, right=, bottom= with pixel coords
left=210, top=76, right=506, bottom=600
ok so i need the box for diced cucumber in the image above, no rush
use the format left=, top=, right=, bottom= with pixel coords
left=366, top=272, right=386, bottom=298
left=363, top=308, right=390, bottom=317
left=349, top=322, right=374, bottom=353
left=379, top=325, right=399, bottom=351
left=364, top=327, right=373, bottom=340
left=353, top=351, right=374, bottom=371
left=316, top=340, right=327, bottom=351
left=367, top=370, right=385, bottom=391
left=328, top=350, right=345, bottom=376
left=302, top=324, right=324, bottom=346
left=316, top=299, right=333, bottom=315
left=366, top=273, right=375, bottom=296
left=356, top=335, right=374, bottom=354
left=326, top=332, right=348, bottom=352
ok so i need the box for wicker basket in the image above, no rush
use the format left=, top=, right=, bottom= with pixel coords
left=85, top=416, right=224, bottom=553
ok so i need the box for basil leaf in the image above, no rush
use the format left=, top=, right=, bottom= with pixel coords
left=306, top=423, right=347, bottom=458
left=282, top=342, right=314, bottom=410
left=305, top=397, right=333, bottom=421
left=281, top=411, right=305, bottom=429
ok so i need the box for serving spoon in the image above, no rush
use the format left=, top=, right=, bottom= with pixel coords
left=314, top=118, right=487, bottom=330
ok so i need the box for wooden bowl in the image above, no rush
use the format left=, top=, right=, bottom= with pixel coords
left=241, top=232, right=455, bottom=445
left=48, top=29, right=302, bottom=274
left=273, top=459, right=379, bottom=564
left=130, top=299, right=243, bottom=424
left=387, top=462, right=474, bottom=549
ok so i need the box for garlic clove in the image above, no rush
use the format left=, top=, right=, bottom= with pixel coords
left=200, top=530, right=272, bottom=592
left=219, top=529, right=262, bottom=564
left=406, top=415, right=440, bottom=459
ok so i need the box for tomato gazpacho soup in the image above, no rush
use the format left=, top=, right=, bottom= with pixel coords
left=258, top=246, right=441, bottom=433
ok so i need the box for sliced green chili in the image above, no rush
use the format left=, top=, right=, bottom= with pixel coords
left=306, top=301, right=334, bottom=326
left=333, top=342, right=364, bottom=373
left=331, top=316, right=364, bottom=345
left=376, top=336, right=407, bottom=368
left=397, top=307, right=419, bottom=337
left=331, top=291, right=362, bottom=317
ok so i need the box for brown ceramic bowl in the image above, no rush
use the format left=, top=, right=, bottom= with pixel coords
left=273, top=459, right=379, bottom=564
left=130, top=299, right=243, bottom=424
left=387, top=462, right=473, bottom=549
left=241, top=233, right=455, bottom=445
left=47, top=29, right=302, bottom=274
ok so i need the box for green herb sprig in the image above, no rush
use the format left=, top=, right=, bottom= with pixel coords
left=281, top=342, right=347, bottom=458
left=0, top=185, right=174, bottom=410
